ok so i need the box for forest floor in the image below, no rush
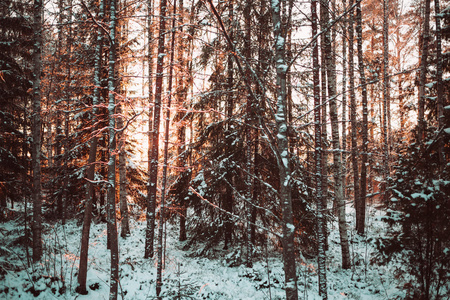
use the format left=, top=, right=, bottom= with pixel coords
left=0, top=204, right=410, bottom=299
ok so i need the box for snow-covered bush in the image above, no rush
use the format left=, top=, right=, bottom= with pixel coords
left=376, top=138, right=450, bottom=300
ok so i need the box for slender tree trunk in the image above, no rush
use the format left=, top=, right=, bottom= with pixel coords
left=435, top=0, right=444, bottom=172
left=348, top=0, right=360, bottom=233
left=145, top=0, right=165, bottom=259
left=32, top=0, right=43, bottom=263
left=144, top=0, right=154, bottom=258
left=176, top=0, right=188, bottom=242
left=313, top=0, right=327, bottom=298
left=418, top=0, right=430, bottom=146
left=329, top=0, right=350, bottom=269
left=356, top=0, right=367, bottom=235
left=381, top=0, right=390, bottom=203
left=117, top=0, right=130, bottom=238
left=156, top=0, right=172, bottom=297
left=270, top=0, right=298, bottom=298
left=341, top=0, right=348, bottom=205
left=55, top=0, right=64, bottom=220
left=320, top=0, right=329, bottom=251
left=251, top=0, right=267, bottom=247
left=107, top=0, right=119, bottom=297
left=78, top=0, right=104, bottom=288
left=223, top=0, right=234, bottom=250
left=61, top=0, right=72, bottom=224
left=244, top=0, right=253, bottom=268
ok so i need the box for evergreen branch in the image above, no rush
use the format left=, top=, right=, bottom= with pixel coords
left=203, top=0, right=282, bottom=164
left=222, top=174, right=281, bottom=223
left=189, top=186, right=282, bottom=238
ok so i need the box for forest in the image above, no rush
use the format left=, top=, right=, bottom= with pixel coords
left=0, top=0, right=449, bottom=299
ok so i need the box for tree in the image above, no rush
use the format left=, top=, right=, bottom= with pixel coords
left=145, top=0, right=167, bottom=260
left=77, top=0, right=105, bottom=293
left=418, top=0, right=431, bottom=145
left=312, top=0, right=327, bottom=298
left=330, top=0, right=350, bottom=269
left=378, top=136, right=450, bottom=299
left=434, top=0, right=445, bottom=171
left=144, top=0, right=155, bottom=255
left=0, top=0, right=33, bottom=218
left=382, top=0, right=391, bottom=202
left=156, top=0, right=177, bottom=296
left=31, top=0, right=43, bottom=263
left=106, top=0, right=119, bottom=297
left=348, top=0, right=360, bottom=237
left=355, top=0, right=369, bottom=236
left=270, top=0, right=299, bottom=297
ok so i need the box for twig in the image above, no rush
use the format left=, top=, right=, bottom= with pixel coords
left=188, top=186, right=282, bottom=238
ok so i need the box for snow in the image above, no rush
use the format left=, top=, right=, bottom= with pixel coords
left=0, top=205, right=414, bottom=299
left=444, top=128, right=450, bottom=134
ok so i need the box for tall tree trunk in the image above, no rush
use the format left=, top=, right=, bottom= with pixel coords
left=435, top=0, right=444, bottom=172
left=176, top=0, right=188, bottom=242
left=61, top=0, right=72, bottom=224
left=78, top=0, right=105, bottom=292
left=270, top=0, right=298, bottom=298
left=244, top=0, right=253, bottom=268
left=382, top=0, right=390, bottom=203
left=107, top=0, right=119, bottom=297
left=223, top=0, right=234, bottom=250
left=312, top=0, right=327, bottom=298
left=320, top=0, right=329, bottom=251
left=117, top=0, right=130, bottom=238
left=341, top=0, right=348, bottom=205
left=356, top=0, right=367, bottom=235
left=145, top=0, right=166, bottom=259
left=348, top=0, right=360, bottom=234
left=31, top=0, right=43, bottom=263
left=156, top=0, right=172, bottom=297
left=55, top=0, right=64, bottom=221
left=329, top=0, right=350, bottom=269
left=144, top=0, right=155, bottom=255
left=418, top=0, right=430, bottom=146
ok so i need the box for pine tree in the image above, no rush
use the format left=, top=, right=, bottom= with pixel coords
left=0, top=0, right=33, bottom=215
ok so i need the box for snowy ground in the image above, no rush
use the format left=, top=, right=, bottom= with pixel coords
left=0, top=205, right=407, bottom=299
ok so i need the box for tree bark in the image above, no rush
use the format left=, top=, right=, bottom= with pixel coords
left=418, top=0, right=430, bottom=146
left=348, top=0, right=360, bottom=235
left=31, top=0, right=43, bottom=263
left=176, top=0, right=188, bottom=243
left=319, top=0, right=329, bottom=251
left=270, top=1, right=298, bottom=298
left=329, top=0, right=350, bottom=269
left=156, top=0, right=172, bottom=297
left=107, top=0, right=119, bottom=297
left=223, top=0, right=234, bottom=250
left=77, top=1, right=105, bottom=291
left=145, top=0, right=166, bottom=259
left=244, top=0, right=253, bottom=268
left=356, top=0, right=368, bottom=235
left=312, top=0, right=327, bottom=298
left=435, top=0, right=444, bottom=172
left=118, top=108, right=130, bottom=238
left=341, top=0, right=348, bottom=206
left=382, top=0, right=390, bottom=202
